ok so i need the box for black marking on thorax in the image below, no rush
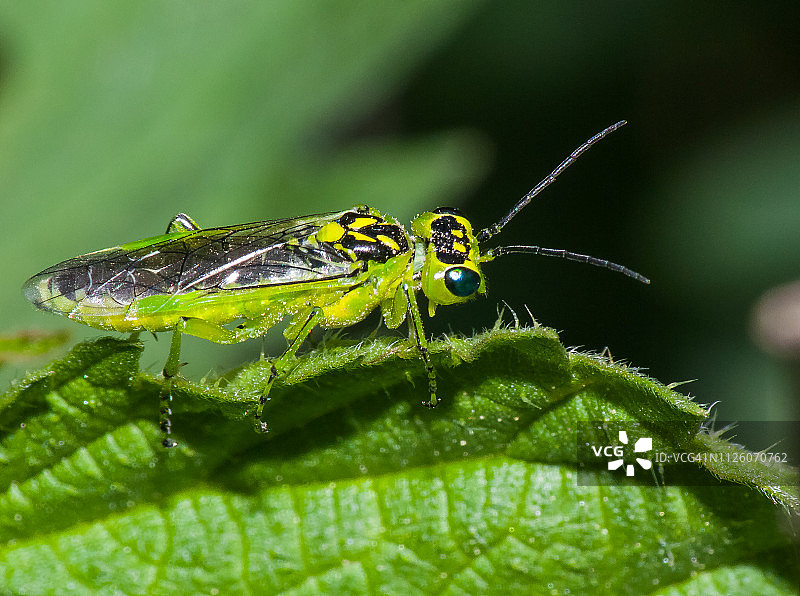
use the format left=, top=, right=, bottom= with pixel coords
left=430, top=215, right=470, bottom=265
left=335, top=211, right=409, bottom=263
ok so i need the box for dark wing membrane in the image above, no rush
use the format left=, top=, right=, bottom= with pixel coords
left=27, top=211, right=362, bottom=311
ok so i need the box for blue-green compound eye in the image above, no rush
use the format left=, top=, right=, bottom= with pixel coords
left=444, top=267, right=480, bottom=297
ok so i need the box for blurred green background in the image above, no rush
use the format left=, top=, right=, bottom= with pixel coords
left=2, top=1, right=800, bottom=426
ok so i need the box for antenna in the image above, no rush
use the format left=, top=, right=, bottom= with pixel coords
left=484, top=245, right=650, bottom=284
left=476, top=120, right=627, bottom=244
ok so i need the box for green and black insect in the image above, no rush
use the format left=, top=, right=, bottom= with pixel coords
left=24, top=121, right=648, bottom=446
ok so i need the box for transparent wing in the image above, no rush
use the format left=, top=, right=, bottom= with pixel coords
left=26, top=211, right=363, bottom=312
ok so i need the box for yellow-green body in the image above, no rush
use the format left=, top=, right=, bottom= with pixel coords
left=24, top=205, right=490, bottom=443
left=24, top=208, right=429, bottom=342
left=26, top=246, right=412, bottom=337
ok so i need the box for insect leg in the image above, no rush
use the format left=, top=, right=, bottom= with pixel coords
left=159, top=323, right=184, bottom=448
left=255, top=307, right=324, bottom=433
left=181, top=317, right=265, bottom=343
left=403, top=283, right=438, bottom=408
left=158, top=315, right=274, bottom=448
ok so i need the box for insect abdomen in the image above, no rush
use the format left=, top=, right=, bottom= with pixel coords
left=23, top=249, right=139, bottom=330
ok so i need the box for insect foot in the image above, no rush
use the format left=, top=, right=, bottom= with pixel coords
left=252, top=362, right=279, bottom=434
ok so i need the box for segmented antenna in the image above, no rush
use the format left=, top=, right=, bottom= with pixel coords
left=484, top=245, right=650, bottom=284
left=476, top=120, right=627, bottom=244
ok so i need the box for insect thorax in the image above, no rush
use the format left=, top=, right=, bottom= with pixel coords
left=315, top=209, right=410, bottom=264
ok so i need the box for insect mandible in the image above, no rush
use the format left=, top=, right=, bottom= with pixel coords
left=23, top=121, right=648, bottom=447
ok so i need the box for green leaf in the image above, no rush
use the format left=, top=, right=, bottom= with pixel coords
left=1, top=327, right=797, bottom=594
